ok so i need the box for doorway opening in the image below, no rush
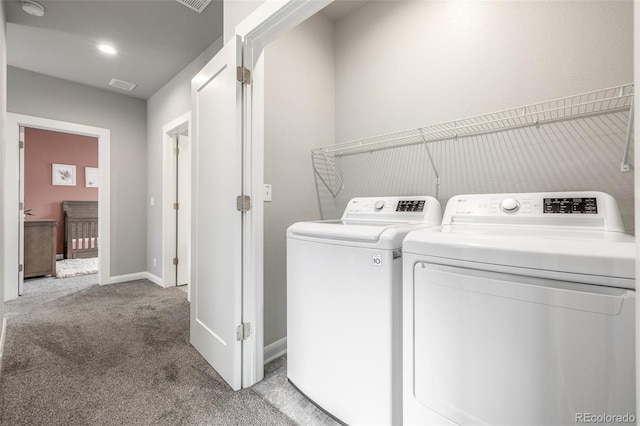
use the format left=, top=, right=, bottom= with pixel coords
left=4, top=113, right=111, bottom=301
left=162, top=113, right=191, bottom=298
left=21, top=128, right=99, bottom=284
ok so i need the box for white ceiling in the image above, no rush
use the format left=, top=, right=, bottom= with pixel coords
left=4, top=0, right=371, bottom=100
left=5, top=0, right=224, bottom=99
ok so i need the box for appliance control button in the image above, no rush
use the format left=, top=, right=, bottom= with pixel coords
left=374, top=200, right=386, bottom=211
left=500, top=198, right=520, bottom=213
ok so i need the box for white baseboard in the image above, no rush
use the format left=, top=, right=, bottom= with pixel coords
left=108, top=271, right=164, bottom=287
left=0, top=317, right=7, bottom=372
left=264, top=337, right=287, bottom=364
left=143, top=272, right=164, bottom=287
left=108, top=272, right=151, bottom=285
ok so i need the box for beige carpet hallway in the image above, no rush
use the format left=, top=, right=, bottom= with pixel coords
left=0, top=276, right=294, bottom=425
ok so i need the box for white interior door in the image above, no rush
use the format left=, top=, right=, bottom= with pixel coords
left=190, top=36, right=243, bottom=391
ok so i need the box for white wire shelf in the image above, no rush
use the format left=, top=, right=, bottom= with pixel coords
left=313, top=84, right=634, bottom=157
left=312, top=84, right=634, bottom=198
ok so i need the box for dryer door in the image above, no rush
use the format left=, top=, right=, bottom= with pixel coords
left=411, top=262, right=635, bottom=426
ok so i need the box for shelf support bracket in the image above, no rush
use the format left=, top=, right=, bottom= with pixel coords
left=621, top=99, right=634, bottom=173
left=312, top=152, right=345, bottom=198
left=420, top=130, right=441, bottom=199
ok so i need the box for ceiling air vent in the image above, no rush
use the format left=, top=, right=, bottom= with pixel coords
left=109, top=78, right=137, bottom=92
left=175, top=0, right=212, bottom=13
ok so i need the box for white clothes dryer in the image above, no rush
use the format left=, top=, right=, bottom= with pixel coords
left=287, top=196, right=442, bottom=425
left=402, top=192, right=635, bottom=426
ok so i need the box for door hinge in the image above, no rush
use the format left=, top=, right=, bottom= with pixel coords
left=236, top=195, right=251, bottom=212
left=19, top=141, right=24, bottom=149
left=174, top=147, right=179, bottom=155
left=173, top=202, right=179, bottom=210
left=237, top=66, right=251, bottom=85
left=236, top=323, right=251, bottom=341
left=19, top=202, right=24, bottom=210
left=18, top=264, right=23, bottom=273
left=173, top=257, right=178, bottom=265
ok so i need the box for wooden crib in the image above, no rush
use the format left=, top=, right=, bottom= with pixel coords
left=62, top=201, right=98, bottom=259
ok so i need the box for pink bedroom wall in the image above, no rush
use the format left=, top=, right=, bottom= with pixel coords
left=24, top=128, right=98, bottom=255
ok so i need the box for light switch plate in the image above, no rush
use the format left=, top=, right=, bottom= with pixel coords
left=264, top=184, right=272, bottom=202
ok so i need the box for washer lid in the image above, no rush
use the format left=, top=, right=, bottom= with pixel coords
left=288, top=220, right=433, bottom=247
left=287, top=195, right=442, bottom=248
left=287, top=220, right=440, bottom=249
left=403, top=227, right=635, bottom=287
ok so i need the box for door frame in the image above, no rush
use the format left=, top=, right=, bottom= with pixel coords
left=233, top=0, right=333, bottom=387
left=4, top=113, right=111, bottom=301
left=162, top=112, right=191, bottom=299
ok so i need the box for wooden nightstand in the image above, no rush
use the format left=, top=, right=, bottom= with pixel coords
left=24, top=219, right=57, bottom=278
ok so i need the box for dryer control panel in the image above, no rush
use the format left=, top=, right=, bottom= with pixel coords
left=342, top=196, right=441, bottom=224
left=443, top=192, right=624, bottom=232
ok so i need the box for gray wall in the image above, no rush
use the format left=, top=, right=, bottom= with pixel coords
left=327, top=0, right=634, bottom=232
left=264, top=0, right=635, bottom=348
left=223, top=0, right=263, bottom=44
left=335, top=1, right=633, bottom=141
left=7, top=67, right=148, bottom=276
left=146, top=38, right=223, bottom=278
left=0, top=0, right=7, bottom=340
left=263, top=12, right=336, bottom=346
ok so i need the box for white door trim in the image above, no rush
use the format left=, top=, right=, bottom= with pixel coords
left=18, top=127, right=24, bottom=294
left=634, top=4, right=639, bottom=415
left=162, top=111, right=191, bottom=297
left=4, top=113, right=111, bottom=301
left=233, top=0, right=333, bottom=388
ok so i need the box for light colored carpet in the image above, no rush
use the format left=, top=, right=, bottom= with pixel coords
left=56, top=257, right=99, bottom=278
left=253, top=356, right=340, bottom=426
left=0, top=276, right=295, bottom=426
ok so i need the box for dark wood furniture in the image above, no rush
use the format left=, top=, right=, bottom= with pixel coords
left=62, top=201, right=98, bottom=259
left=24, top=219, right=57, bottom=278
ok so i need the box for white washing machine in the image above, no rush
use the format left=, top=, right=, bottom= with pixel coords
left=287, top=196, right=442, bottom=425
left=402, top=192, right=635, bottom=426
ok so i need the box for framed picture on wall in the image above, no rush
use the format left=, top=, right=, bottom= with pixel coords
left=85, top=167, right=99, bottom=188
left=52, top=163, right=76, bottom=186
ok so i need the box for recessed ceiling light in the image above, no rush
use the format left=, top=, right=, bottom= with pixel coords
left=97, top=44, right=118, bottom=56
left=21, top=0, right=45, bottom=17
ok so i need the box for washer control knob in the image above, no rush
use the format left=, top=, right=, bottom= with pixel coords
left=374, top=200, right=386, bottom=211
left=500, top=198, right=520, bottom=213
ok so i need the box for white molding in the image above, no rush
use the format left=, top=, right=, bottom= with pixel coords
left=263, top=337, right=287, bottom=365
left=162, top=112, right=192, bottom=294
left=4, top=113, right=111, bottom=301
left=106, top=271, right=168, bottom=287
left=182, top=0, right=333, bottom=389
left=234, top=0, right=332, bottom=389
left=108, top=272, right=150, bottom=285
left=237, top=0, right=332, bottom=59
left=143, top=272, right=164, bottom=287
left=634, top=4, right=639, bottom=414
left=0, top=317, right=6, bottom=371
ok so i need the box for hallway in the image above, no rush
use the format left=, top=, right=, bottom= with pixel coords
left=0, top=276, right=291, bottom=425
